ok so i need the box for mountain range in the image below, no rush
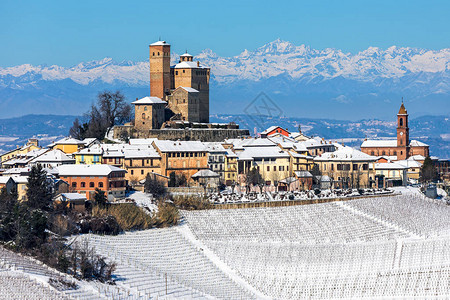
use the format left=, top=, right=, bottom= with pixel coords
left=0, top=39, right=449, bottom=120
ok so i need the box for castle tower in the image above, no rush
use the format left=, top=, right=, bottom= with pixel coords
left=396, top=101, right=410, bottom=160
left=149, top=41, right=171, bottom=99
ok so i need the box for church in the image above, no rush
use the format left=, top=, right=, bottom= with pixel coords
left=360, top=102, right=429, bottom=160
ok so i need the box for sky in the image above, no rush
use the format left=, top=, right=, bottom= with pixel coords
left=0, top=0, right=449, bottom=67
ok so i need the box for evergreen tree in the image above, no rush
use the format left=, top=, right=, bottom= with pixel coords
left=421, top=156, right=438, bottom=183
left=94, top=188, right=107, bottom=207
left=26, top=164, right=52, bottom=211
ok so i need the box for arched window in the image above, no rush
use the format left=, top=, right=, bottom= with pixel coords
left=370, top=151, right=374, bottom=156
left=393, top=151, right=397, bottom=156
left=142, top=113, right=146, bottom=119
left=382, top=151, right=386, bottom=156
left=144, top=106, right=147, bottom=111
left=400, top=118, right=403, bottom=127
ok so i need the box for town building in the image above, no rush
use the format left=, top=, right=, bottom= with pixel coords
left=152, top=140, right=208, bottom=182
left=361, top=102, right=430, bottom=160
left=314, top=146, right=377, bottom=189
left=56, top=164, right=127, bottom=200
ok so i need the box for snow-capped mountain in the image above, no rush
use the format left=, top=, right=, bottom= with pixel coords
left=0, top=39, right=449, bottom=119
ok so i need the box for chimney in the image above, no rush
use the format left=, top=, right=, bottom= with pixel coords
left=197, top=61, right=200, bottom=67
left=136, top=98, right=138, bottom=101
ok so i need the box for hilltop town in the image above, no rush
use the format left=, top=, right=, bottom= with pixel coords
left=0, top=40, right=449, bottom=300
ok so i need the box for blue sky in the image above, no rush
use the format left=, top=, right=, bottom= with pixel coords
left=1, top=0, right=449, bottom=67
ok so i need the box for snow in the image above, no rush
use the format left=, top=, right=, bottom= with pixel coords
left=361, top=139, right=397, bottom=147
left=131, top=96, right=166, bottom=105
left=56, top=164, right=126, bottom=176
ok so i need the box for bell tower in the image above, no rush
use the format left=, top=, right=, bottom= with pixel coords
left=149, top=40, right=171, bottom=99
left=396, top=100, right=410, bottom=160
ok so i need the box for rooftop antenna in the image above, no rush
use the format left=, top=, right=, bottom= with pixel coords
left=401, top=96, right=404, bottom=103
left=159, top=36, right=161, bottom=41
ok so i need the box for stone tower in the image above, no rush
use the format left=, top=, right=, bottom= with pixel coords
left=132, top=97, right=167, bottom=131
left=149, top=41, right=171, bottom=99
left=396, top=102, right=410, bottom=160
left=172, top=53, right=210, bottom=123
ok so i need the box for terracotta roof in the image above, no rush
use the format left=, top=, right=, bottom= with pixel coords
left=398, top=102, right=407, bottom=115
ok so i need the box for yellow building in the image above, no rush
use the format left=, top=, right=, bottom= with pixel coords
left=1, top=140, right=41, bottom=164
left=12, top=176, right=28, bottom=201
left=123, top=148, right=162, bottom=184
left=224, top=149, right=238, bottom=185
left=74, top=145, right=103, bottom=165
left=314, top=146, right=377, bottom=189
left=52, top=137, right=85, bottom=154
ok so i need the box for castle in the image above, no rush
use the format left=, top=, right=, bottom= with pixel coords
left=114, top=40, right=249, bottom=142
left=133, top=40, right=211, bottom=130
left=360, top=102, right=429, bottom=160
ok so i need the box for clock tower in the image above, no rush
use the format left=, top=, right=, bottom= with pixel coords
left=396, top=101, right=410, bottom=160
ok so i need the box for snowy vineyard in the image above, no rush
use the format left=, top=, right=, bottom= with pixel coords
left=1, top=190, right=449, bottom=299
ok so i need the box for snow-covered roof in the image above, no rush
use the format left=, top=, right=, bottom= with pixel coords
left=0, top=176, right=12, bottom=184
left=11, top=176, right=28, bottom=184
left=60, top=193, right=87, bottom=201
left=396, top=159, right=422, bottom=168
left=180, top=53, right=192, bottom=57
left=294, top=171, right=313, bottom=178
left=373, top=162, right=408, bottom=170
left=408, top=154, right=426, bottom=161
left=228, top=138, right=276, bottom=150
left=204, top=143, right=227, bottom=153
left=32, top=149, right=74, bottom=163
left=173, top=61, right=208, bottom=69
left=82, top=138, right=98, bottom=146
left=57, top=164, right=126, bottom=176
left=177, top=86, right=199, bottom=93
left=261, top=126, right=288, bottom=135
left=54, top=137, right=85, bottom=145
left=150, top=40, right=169, bottom=46
left=409, top=140, right=429, bottom=147
left=75, top=144, right=103, bottom=155
left=225, top=149, right=238, bottom=158
left=192, top=169, right=220, bottom=178
left=238, top=146, right=290, bottom=161
left=361, top=139, right=397, bottom=148
left=129, top=138, right=158, bottom=145
left=2, top=167, right=31, bottom=175
left=314, top=146, right=377, bottom=162
left=132, top=96, right=167, bottom=105
left=153, top=140, right=206, bottom=152
left=123, top=147, right=160, bottom=159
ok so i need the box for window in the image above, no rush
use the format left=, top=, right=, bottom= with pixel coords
left=99, top=182, right=103, bottom=188
left=267, top=166, right=270, bottom=172
left=72, top=182, right=77, bottom=188
left=400, top=118, right=403, bottom=126
left=131, top=170, right=134, bottom=175
left=362, top=164, right=369, bottom=171
left=152, top=52, right=155, bottom=56
left=176, top=71, right=178, bottom=75
left=81, top=182, right=85, bottom=188
left=353, top=164, right=358, bottom=171
left=141, top=170, right=144, bottom=175
left=142, top=113, right=146, bottom=119
left=144, top=106, right=147, bottom=111
left=89, top=182, right=94, bottom=188
left=273, top=166, right=276, bottom=171
left=393, top=151, right=397, bottom=156
left=382, top=151, right=386, bottom=156
left=371, top=151, right=374, bottom=156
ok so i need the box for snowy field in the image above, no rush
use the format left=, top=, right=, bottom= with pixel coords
left=1, top=189, right=449, bottom=299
